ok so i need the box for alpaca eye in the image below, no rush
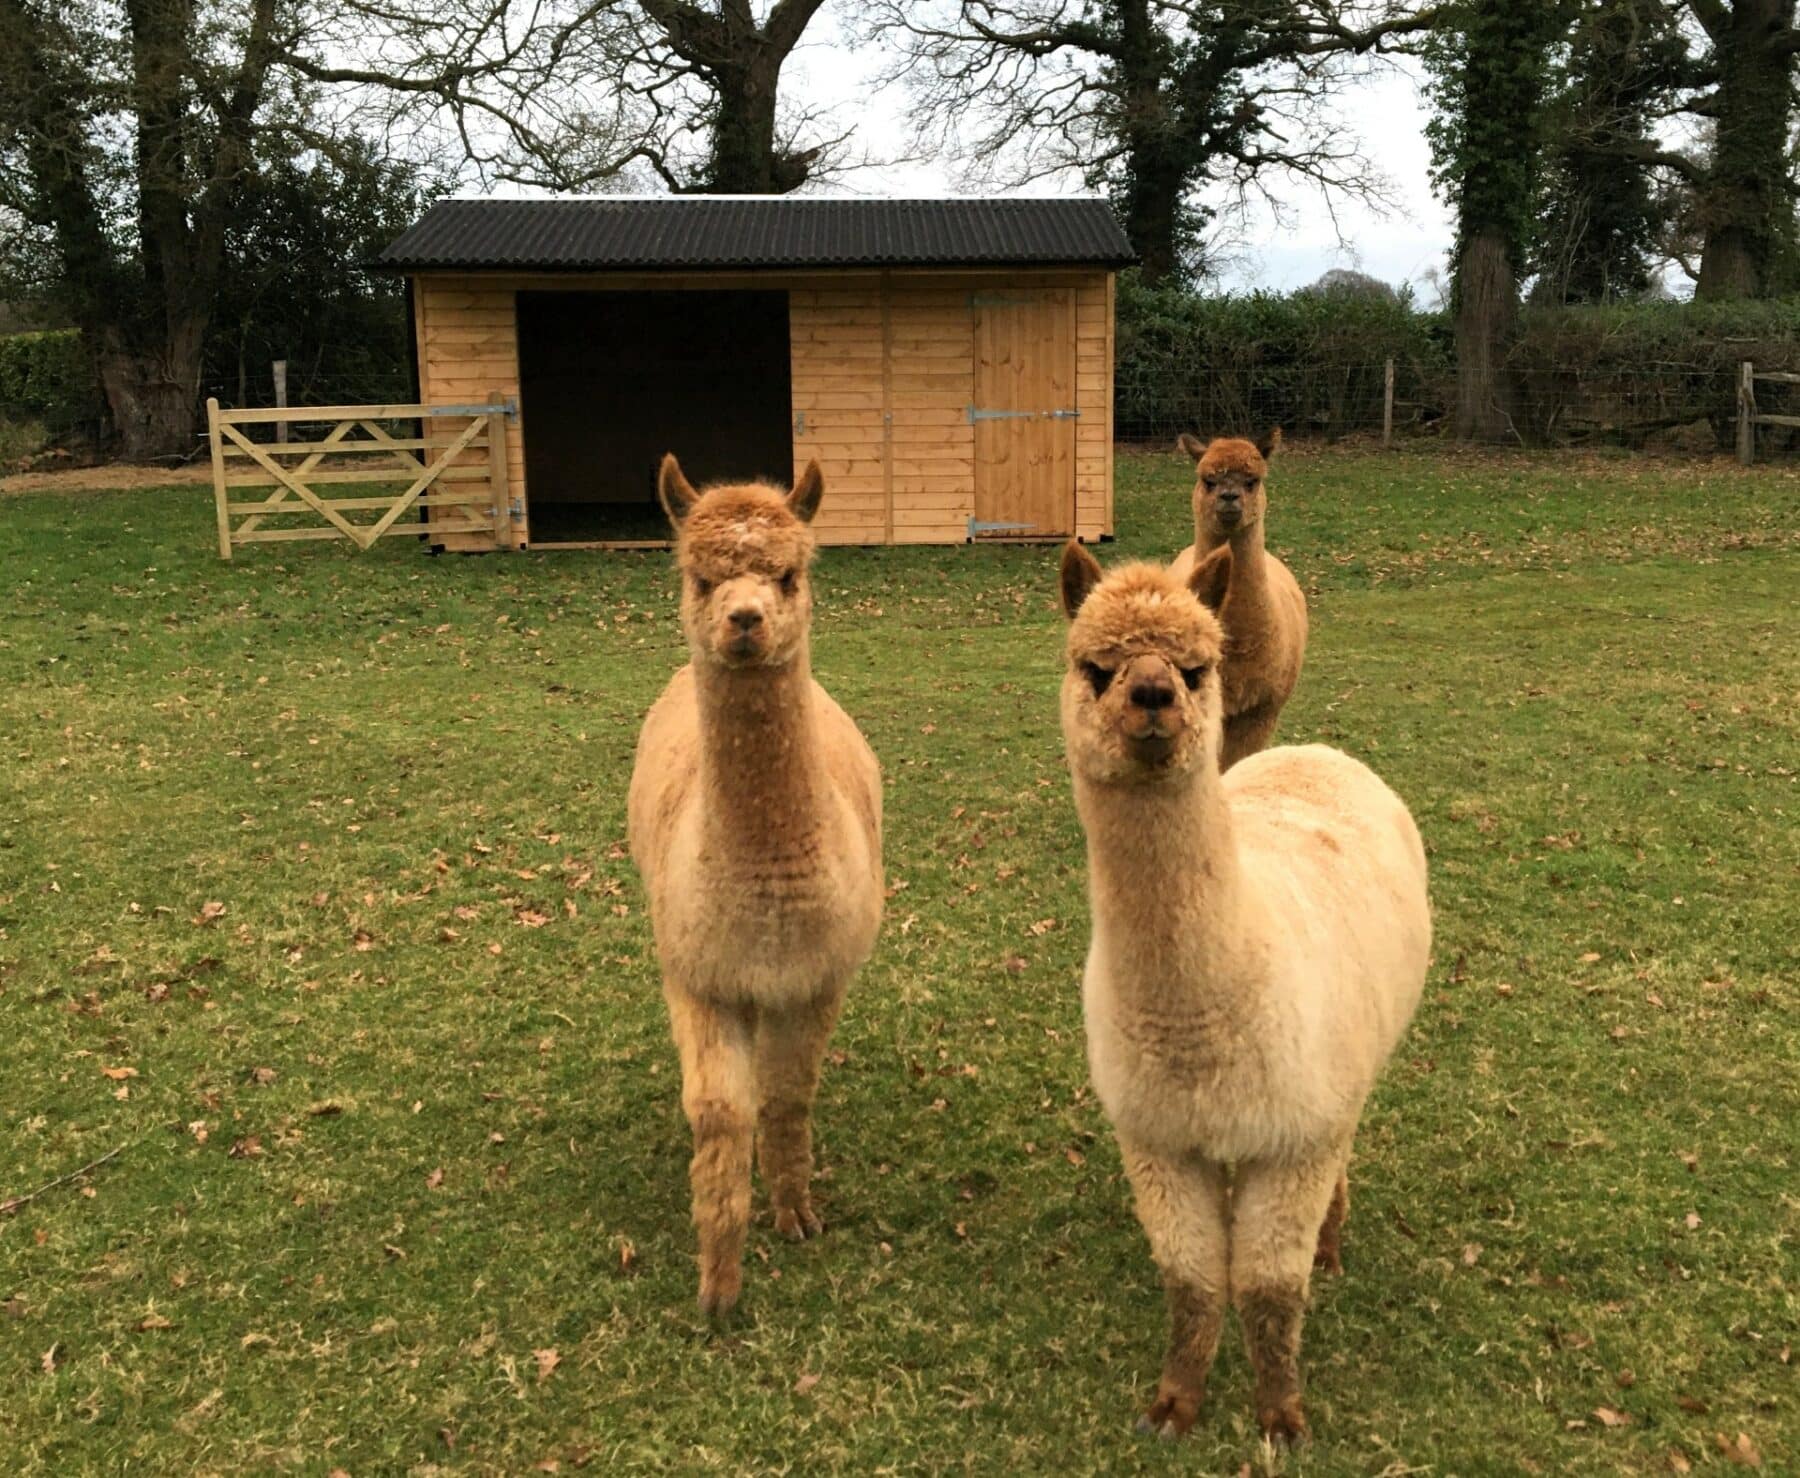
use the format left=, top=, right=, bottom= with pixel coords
left=1180, top=665, right=1207, bottom=690
left=692, top=575, right=714, bottom=597
left=1082, top=662, right=1114, bottom=698
left=779, top=568, right=798, bottom=594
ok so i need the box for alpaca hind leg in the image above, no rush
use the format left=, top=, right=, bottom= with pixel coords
left=754, top=987, right=844, bottom=1241
left=664, top=984, right=757, bottom=1318
left=1120, top=1142, right=1231, bottom=1439
left=1313, top=1168, right=1349, bottom=1276
left=1229, top=1150, right=1345, bottom=1445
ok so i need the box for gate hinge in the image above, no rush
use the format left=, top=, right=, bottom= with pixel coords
left=968, top=517, right=1038, bottom=538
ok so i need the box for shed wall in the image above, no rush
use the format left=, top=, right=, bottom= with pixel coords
left=411, top=267, right=1114, bottom=549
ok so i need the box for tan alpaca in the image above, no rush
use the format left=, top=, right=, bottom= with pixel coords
left=1169, top=430, right=1309, bottom=768
left=628, top=454, right=882, bottom=1318
left=1057, top=543, right=1429, bottom=1444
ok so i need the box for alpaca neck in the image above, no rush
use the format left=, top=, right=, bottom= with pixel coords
left=1076, top=764, right=1260, bottom=1024
left=692, top=646, right=824, bottom=853
left=1224, top=521, right=1271, bottom=599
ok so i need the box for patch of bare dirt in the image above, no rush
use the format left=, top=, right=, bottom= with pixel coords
left=1, top=462, right=210, bottom=494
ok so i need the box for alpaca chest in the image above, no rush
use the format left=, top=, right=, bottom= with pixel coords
left=1082, top=965, right=1339, bottom=1164
left=655, top=824, right=881, bottom=1009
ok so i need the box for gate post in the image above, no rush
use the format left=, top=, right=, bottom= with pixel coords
left=1736, top=361, right=1755, bottom=466
left=487, top=392, right=513, bottom=549
left=208, top=398, right=232, bottom=559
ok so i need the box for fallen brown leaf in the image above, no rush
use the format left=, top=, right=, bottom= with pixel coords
left=99, top=1065, right=137, bottom=1081
left=1714, top=1432, right=1761, bottom=1468
left=794, top=1371, right=821, bottom=1395
left=534, top=1347, right=560, bottom=1383
left=1595, top=1406, right=1633, bottom=1428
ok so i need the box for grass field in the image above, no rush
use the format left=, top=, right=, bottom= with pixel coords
left=2, top=446, right=1796, bottom=1475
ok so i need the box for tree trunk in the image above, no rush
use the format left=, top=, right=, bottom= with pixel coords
left=1120, top=158, right=1188, bottom=286
left=1695, top=0, right=1797, bottom=299
left=96, top=320, right=205, bottom=462
left=1454, top=228, right=1519, bottom=442
left=705, top=56, right=787, bottom=193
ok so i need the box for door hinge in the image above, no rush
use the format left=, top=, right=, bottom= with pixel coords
left=793, top=411, right=806, bottom=436
left=968, top=406, right=1081, bottom=422
left=429, top=399, right=518, bottom=418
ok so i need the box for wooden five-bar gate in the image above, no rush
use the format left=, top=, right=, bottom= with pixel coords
left=207, top=394, right=515, bottom=558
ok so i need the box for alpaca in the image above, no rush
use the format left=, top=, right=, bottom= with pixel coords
left=627, top=454, right=883, bottom=1318
left=1168, top=429, right=1309, bottom=768
left=1056, top=542, right=1430, bottom=1444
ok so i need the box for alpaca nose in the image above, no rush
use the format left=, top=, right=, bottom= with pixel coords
left=1130, top=678, right=1175, bottom=711
left=729, top=607, right=763, bottom=632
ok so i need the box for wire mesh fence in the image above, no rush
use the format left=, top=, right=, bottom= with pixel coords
left=1115, top=358, right=1800, bottom=459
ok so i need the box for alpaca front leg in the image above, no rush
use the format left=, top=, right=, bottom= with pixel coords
left=664, top=985, right=757, bottom=1319
left=1229, top=1151, right=1346, bottom=1444
left=1120, top=1143, right=1230, bottom=1439
left=754, top=988, right=844, bottom=1240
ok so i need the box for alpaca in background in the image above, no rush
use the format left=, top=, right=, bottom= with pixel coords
left=1170, top=429, right=1309, bottom=767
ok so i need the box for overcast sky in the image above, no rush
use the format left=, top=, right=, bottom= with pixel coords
left=780, top=21, right=1457, bottom=301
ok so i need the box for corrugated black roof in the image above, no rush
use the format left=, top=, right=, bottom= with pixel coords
left=376, top=197, right=1136, bottom=272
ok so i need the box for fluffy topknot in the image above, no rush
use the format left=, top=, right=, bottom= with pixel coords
left=1064, top=557, right=1225, bottom=666
left=676, top=484, right=816, bottom=579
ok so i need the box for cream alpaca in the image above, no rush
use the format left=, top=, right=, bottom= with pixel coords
left=1057, top=542, right=1429, bottom=1444
left=1169, top=430, right=1309, bottom=767
left=628, top=455, right=882, bottom=1317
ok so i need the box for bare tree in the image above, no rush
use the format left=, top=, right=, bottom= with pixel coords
left=287, top=1, right=848, bottom=193
left=864, top=1, right=1437, bottom=284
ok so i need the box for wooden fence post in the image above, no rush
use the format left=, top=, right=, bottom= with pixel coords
left=273, top=360, right=288, bottom=444
left=1736, top=361, right=1755, bottom=465
left=487, top=392, right=513, bottom=549
left=1382, top=357, right=1395, bottom=447
left=207, top=397, right=232, bottom=560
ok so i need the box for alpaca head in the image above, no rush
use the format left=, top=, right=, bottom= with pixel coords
left=1176, top=427, right=1280, bottom=541
left=1058, top=542, right=1230, bottom=785
left=658, top=453, right=825, bottom=669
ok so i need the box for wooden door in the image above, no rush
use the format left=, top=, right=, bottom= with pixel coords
left=971, top=289, right=1077, bottom=538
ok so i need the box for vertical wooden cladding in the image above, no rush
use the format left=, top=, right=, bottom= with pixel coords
left=412, top=265, right=1115, bottom=549
left=414, top=275, right=526, bottom=550
left=791, top=268, right=1112, bottom=546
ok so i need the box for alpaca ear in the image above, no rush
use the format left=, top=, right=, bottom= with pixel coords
left=1059, top=540, right=1104, bottom=619
left=1189, top=544, right=1233, bottom=615
left=1255, top=425, right=1282, bottom=461
left=658, top=453, right=699, bottom=526
left=1176, top=432, right=1206, bottom=463
left=787, top=460, right=824, bottom=523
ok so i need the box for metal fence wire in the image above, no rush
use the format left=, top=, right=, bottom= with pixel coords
left=1114, top=359, right=1800, bottom=457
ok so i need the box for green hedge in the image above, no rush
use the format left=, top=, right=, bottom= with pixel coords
left=1114, top=273, right=1448, bottom=440
left=0, top=328, right=98, bottom=434
left=1117, top=279, right=1800, bottom=448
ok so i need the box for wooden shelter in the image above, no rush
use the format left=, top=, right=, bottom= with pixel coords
left=376, top=197, right=1135, bottom=550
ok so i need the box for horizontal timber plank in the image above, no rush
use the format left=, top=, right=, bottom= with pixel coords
left=220, top=403, right=436, bottom=423
left=224, top=465, right=490, bottom=488
left=220, top=437, right=484, bottom=457
left=227, top=492, right=492, bottom=514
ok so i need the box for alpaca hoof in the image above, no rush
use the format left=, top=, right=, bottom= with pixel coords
left=773, top=1203, right=824, bottom=1241
left=1137, top=1390, right=1200, bottom=1439
left=697, top=1270, right=742, bottom=1322
left=1312, top=1246, right=1343, bottom=1276
left=1257, top=1397, right=1309, bottom=1447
